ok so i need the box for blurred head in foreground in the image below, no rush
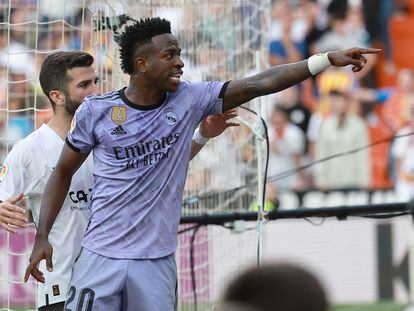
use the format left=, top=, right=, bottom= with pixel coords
left=220, top=262, right=328, bottom=311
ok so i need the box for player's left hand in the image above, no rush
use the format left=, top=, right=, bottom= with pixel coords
left=199, top=109, right=239, bottom=138
left=24, top=236, right=53, bottom=283
left=328, top=47, right=381, bottom=72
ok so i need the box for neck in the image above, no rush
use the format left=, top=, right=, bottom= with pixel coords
left=332, top=20, right=345, bottom=34
left=47, top=111, right=72, bottom=140
left=337, top=113, right=347, bottom=126
left=125, top=77, right=166, bottom=107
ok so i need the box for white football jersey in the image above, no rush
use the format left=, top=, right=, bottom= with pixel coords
left=0, top=124, right=94, bottom=307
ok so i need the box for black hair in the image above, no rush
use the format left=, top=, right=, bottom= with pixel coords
left=328, top=89, right=348, bottom=98
left=39, top=51, right=94, bottom=110
left=224, top=263, right=328, bottom=311
left=272, top=105, right=290, bottom=119
left=327, top=0, right=348, bottom=21
left=119, top=17, right=171, bottom=74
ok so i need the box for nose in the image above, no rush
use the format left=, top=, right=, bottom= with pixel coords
left=175, top=56, right=184, bottom=68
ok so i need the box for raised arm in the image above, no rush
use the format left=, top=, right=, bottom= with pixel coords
left=24, top=144, right=88, bottom=283
left=222, top=47, right=381, bottom=111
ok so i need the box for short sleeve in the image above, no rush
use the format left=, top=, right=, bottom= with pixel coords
left=189, top=81, right=228, bottom=123
left=0, top=144, right=28, bottom=201
left=66, top=99, right=96, bottom=153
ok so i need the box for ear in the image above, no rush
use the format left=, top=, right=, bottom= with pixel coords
left=135, top=57, right=148, bottom=73
left=49, top=90, right=66, bottom=108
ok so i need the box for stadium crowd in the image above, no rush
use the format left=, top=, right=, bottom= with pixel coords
left=1, top=0, right=414, bottom=199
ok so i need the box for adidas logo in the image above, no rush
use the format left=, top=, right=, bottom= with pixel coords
left=111, top=125, right=127, bottom=135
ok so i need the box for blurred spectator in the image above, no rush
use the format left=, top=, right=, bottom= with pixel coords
left=268, top=1, right=317, bottom=110
left=268, top=105, right=306, bottom=191
left=362, top=0, right=396, bottom=74
left=0, top=10, right=35, bottom=77
left=268, top=0, right=307, bottom=66
left=391, top=105, right=414, bottom=201
left=342, top=73, right=414, bottom=189
left=304, top=0, right=329, bottom=59
left=6, top=98, right=33, bottom=141
left=39, top=0, right=82, bottom=21
left=313, top=0, right=363, bottom=52
left=383, top=68, right=414, bottom=132
left=315, top=89, right=370, bottom=189
left=219, top=262, right=328, bottom=311
left=365, top=102, right=395, bottom=189
left=307, top=68, right=356, bottom=158
left=277, top=86, right=311, bottom=145
left=312, top=0, right=377, bottom=79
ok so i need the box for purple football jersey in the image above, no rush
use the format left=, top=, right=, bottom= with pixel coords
left=66, top=81, right=226, bottom=259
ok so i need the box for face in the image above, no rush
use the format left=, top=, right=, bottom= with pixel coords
left=64, top=66, right=99, bottom=115
left=271, top=110, right=288, bottom=130
left=397, top=69, right=414, bottom=92
left=144, top=33, right=184, bottom=92
left=329, top=93, right=348, bottom=115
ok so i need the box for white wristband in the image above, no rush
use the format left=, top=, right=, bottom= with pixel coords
left=193, top=128, right=210, bottom=145
left=307, top=52, right=331, bottom=75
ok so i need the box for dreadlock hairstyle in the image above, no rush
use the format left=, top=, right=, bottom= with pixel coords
left=119, top=17, right=171, bottom=75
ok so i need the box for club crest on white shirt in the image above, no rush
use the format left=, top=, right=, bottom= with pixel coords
left=0, top=163, right=8, bottom=183
left=163, top=107, right=178, bottom=125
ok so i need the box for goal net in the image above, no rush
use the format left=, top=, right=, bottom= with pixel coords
left=0, top=0, right=270, bottom=310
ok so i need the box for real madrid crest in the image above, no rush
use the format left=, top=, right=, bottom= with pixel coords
left=111, top=106, right=127, bottom=125
left=163, top=107, right=178, bottom=126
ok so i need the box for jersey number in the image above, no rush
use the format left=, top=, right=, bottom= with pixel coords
left=65, top=286, right=95, bottom=311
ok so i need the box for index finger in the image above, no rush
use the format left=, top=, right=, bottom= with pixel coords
left=24, top=261, right=37, bottom=282
left=353, top=48, right=382, bottom=54
left=224, top=113, right=238, bottom=120
left=224, top=108, right=237, bottom=114
left=24, top=263, right=45, bottom=283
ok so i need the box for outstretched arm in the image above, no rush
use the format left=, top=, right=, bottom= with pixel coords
left=190, top=109, right=238, bottom=160
left=24, top=144, right=88, bottom=283
left=222, top=47, right=381, bottom=111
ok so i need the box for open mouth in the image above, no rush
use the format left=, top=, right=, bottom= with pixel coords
left=170, top=71, right=183, bottom=84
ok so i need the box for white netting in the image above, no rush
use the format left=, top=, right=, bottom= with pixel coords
left=88, top=0, right=272, bottom=215
left=2, top=2, right=413, bottom=310
left=0, top=1, right=89, bottom=309
left=0, top=0, right=270, bottom=309
left=89, top=2, right=271, bottom=310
